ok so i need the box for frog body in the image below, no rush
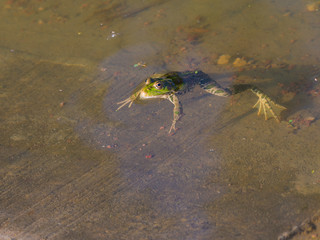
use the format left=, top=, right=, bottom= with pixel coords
left=116, top=71, right=286, bottom=132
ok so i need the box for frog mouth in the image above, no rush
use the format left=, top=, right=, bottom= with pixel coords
left=140, top=91, right=157, bottom=99
left=140, top=91, right=168, bottom=99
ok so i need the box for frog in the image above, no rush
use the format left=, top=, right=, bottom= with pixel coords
left=116, top=71, right=286, bottom=133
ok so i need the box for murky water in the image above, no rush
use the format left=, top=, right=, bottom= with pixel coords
left=1, top=0, right=320, bottom=239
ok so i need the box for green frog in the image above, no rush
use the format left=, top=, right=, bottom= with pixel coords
left=116, top=71, right=286, bottom=133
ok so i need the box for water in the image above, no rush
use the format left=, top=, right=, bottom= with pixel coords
left=1, top=0, right=320, bottom=239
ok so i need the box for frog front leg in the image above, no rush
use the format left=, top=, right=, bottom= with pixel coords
left=167, top=94, right=182, bottom=133
left=116, top=91, right=140, bottom=111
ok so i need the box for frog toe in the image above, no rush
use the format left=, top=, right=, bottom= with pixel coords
left=252, top=96, right=285, bottom=122
left=116, top=97, right=133, bottom=111
left=169, top=122, right=176, bottom=133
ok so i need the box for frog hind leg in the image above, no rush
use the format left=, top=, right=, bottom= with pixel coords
left=167, top=94, right=182, bottom=133
left=251, top=87, right=286, bottom=122
left=200, top=79, right=231, bottom=97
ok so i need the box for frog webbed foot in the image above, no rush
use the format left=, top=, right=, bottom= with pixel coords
left=252, top=94, right=286, bottom=122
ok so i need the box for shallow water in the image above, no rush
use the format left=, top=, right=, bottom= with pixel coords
left=1, top=0, right=320, bottom=239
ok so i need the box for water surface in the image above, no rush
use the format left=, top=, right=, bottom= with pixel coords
left=1, top=0, right=320, bottom=239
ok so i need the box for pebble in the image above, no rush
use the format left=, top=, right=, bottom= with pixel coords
left=233, top=58, right=247, bottom=67
left=217, top=54, right=231, bottom=65
left=306, top=2, right=320, bottom=12
left=10, top=134, right=27, bottom=141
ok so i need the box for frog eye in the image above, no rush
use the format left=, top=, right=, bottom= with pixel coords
left=154, top=81, right=163, bottom=90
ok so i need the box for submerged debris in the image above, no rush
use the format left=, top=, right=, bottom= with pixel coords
left=133, top=62, right=147, bottom=68
left=288, top=114, right=316, bottom=130
left=278, top=210, right=320, bottom=240
left=306, top=2, right=320, bottom=12
left=233, top=57, right=247, bottom=67
left=217, top=54, right=231, bottom=65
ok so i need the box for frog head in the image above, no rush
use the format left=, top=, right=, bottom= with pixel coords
left=140, top=75, right=180, bottom=99
left=116, top=72, right=183, bottom=111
